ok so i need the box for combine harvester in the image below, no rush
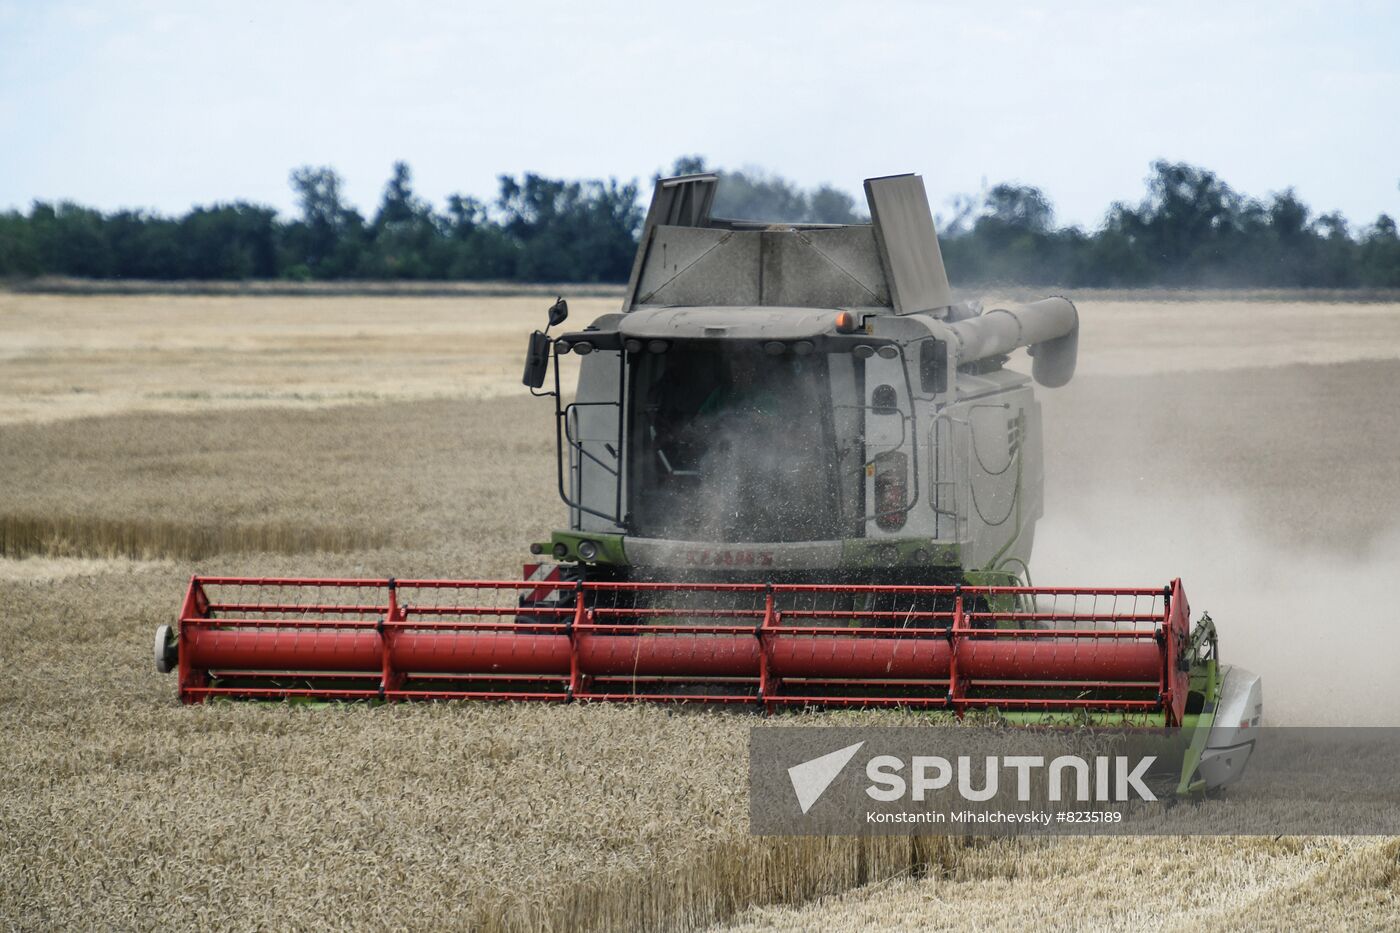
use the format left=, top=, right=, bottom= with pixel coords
left=153, top=173, right=1260, bottom=792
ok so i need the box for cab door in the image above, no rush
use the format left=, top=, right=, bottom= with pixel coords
left=567, top=350, right=625, bottom=533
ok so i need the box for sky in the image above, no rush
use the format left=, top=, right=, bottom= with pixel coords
left=1, top=0, right=1397, bottom=231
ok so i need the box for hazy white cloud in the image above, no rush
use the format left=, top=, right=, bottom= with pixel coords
left=1, top=0, right=1396, bottom=228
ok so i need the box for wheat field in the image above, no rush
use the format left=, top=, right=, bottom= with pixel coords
left=721, top=837, right=1400, bottom=931
left=1, top=289, right=1397, bottom=930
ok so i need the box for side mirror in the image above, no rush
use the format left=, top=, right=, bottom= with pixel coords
left=522, top=331, right=551, bottom=388
left=547, top=297, right=569, bottom=328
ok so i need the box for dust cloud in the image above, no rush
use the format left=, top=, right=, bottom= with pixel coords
left=1034, top=475, right=1400, bottom=724
left=1028, top=355, right=1400, bottom=725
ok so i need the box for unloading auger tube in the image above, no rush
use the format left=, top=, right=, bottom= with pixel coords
left=947, top=296, right=1079, bottom=388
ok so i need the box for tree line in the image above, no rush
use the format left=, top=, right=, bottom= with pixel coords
left=0, top=157, right=1396, bottom=287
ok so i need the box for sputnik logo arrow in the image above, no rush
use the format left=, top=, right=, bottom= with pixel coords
left=788, top=741, right=865, bottom=814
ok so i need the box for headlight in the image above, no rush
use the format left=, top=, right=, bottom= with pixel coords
left=577, top=540, right=599, bottom=562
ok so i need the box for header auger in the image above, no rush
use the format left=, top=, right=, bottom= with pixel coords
left=154, top=172, right=1260, bottom=791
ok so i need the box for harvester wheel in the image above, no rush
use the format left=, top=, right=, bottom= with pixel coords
left=153, top=624, right=177, bottom=674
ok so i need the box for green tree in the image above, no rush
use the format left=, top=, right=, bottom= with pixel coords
left=0, top=210, right=40, bottom=276
left=287, top=165, right=364, bottom=277
left=179, top=203, right=279, bottom=279
left=806, top=185, right=864, bottom=224
left=1359, top=215, right=1400, bottom=286
left=444, top=193, right=516, bottom=279
left=363, top=161, right=444, bottom=278
left=106, top=210, right=182, bottom=279
left=497, top=173, right=642, bottom=282
left=984, top=184, right=1054, bottom=234
left=1310, top=211, right=1358, bottom=286
left=27, top=202, right=115, bottom=277
left=672, top=157, right=864, bottom=224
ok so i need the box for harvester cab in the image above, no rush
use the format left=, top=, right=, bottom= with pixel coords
left=155, top=172, right=1261, bottom=794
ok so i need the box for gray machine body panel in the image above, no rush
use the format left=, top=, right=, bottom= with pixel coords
left=1198, top=665, right=1264, bottom=789
left=621, top=305, right=847, bottom=341
left=631, top=225, right=890, bottom=309
left=863, top=173, right=954, bottom=314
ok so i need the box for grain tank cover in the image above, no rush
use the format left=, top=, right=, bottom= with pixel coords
left=622, top=173, right=953, bottom=316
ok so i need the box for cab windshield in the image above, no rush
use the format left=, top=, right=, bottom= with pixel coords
left=627, top=344, right=864, bottom=542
